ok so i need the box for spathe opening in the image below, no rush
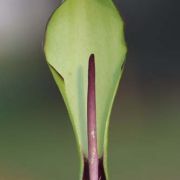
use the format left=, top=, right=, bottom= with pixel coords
left=83, top=158, right=106, bottom=180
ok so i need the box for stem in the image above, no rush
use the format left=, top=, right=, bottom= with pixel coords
left=87, top=54, right=99, bottom=180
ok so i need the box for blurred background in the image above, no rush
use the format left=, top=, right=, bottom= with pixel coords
left=0, top=0, right=180, bottom=179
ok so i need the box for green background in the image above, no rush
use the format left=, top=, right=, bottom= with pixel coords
left=0, top=0, right=180, bottom=179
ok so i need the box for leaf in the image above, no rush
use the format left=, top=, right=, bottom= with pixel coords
left=44, top=0, right=127, bottom=179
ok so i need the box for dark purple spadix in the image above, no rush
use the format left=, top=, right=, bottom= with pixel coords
left=87, top=54, right=99, bottom=180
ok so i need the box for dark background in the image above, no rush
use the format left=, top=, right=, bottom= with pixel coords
left=0, top=0, right=180, bottom=179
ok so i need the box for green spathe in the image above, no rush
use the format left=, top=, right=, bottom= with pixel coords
left=44, top=0, right=127, bottom=179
